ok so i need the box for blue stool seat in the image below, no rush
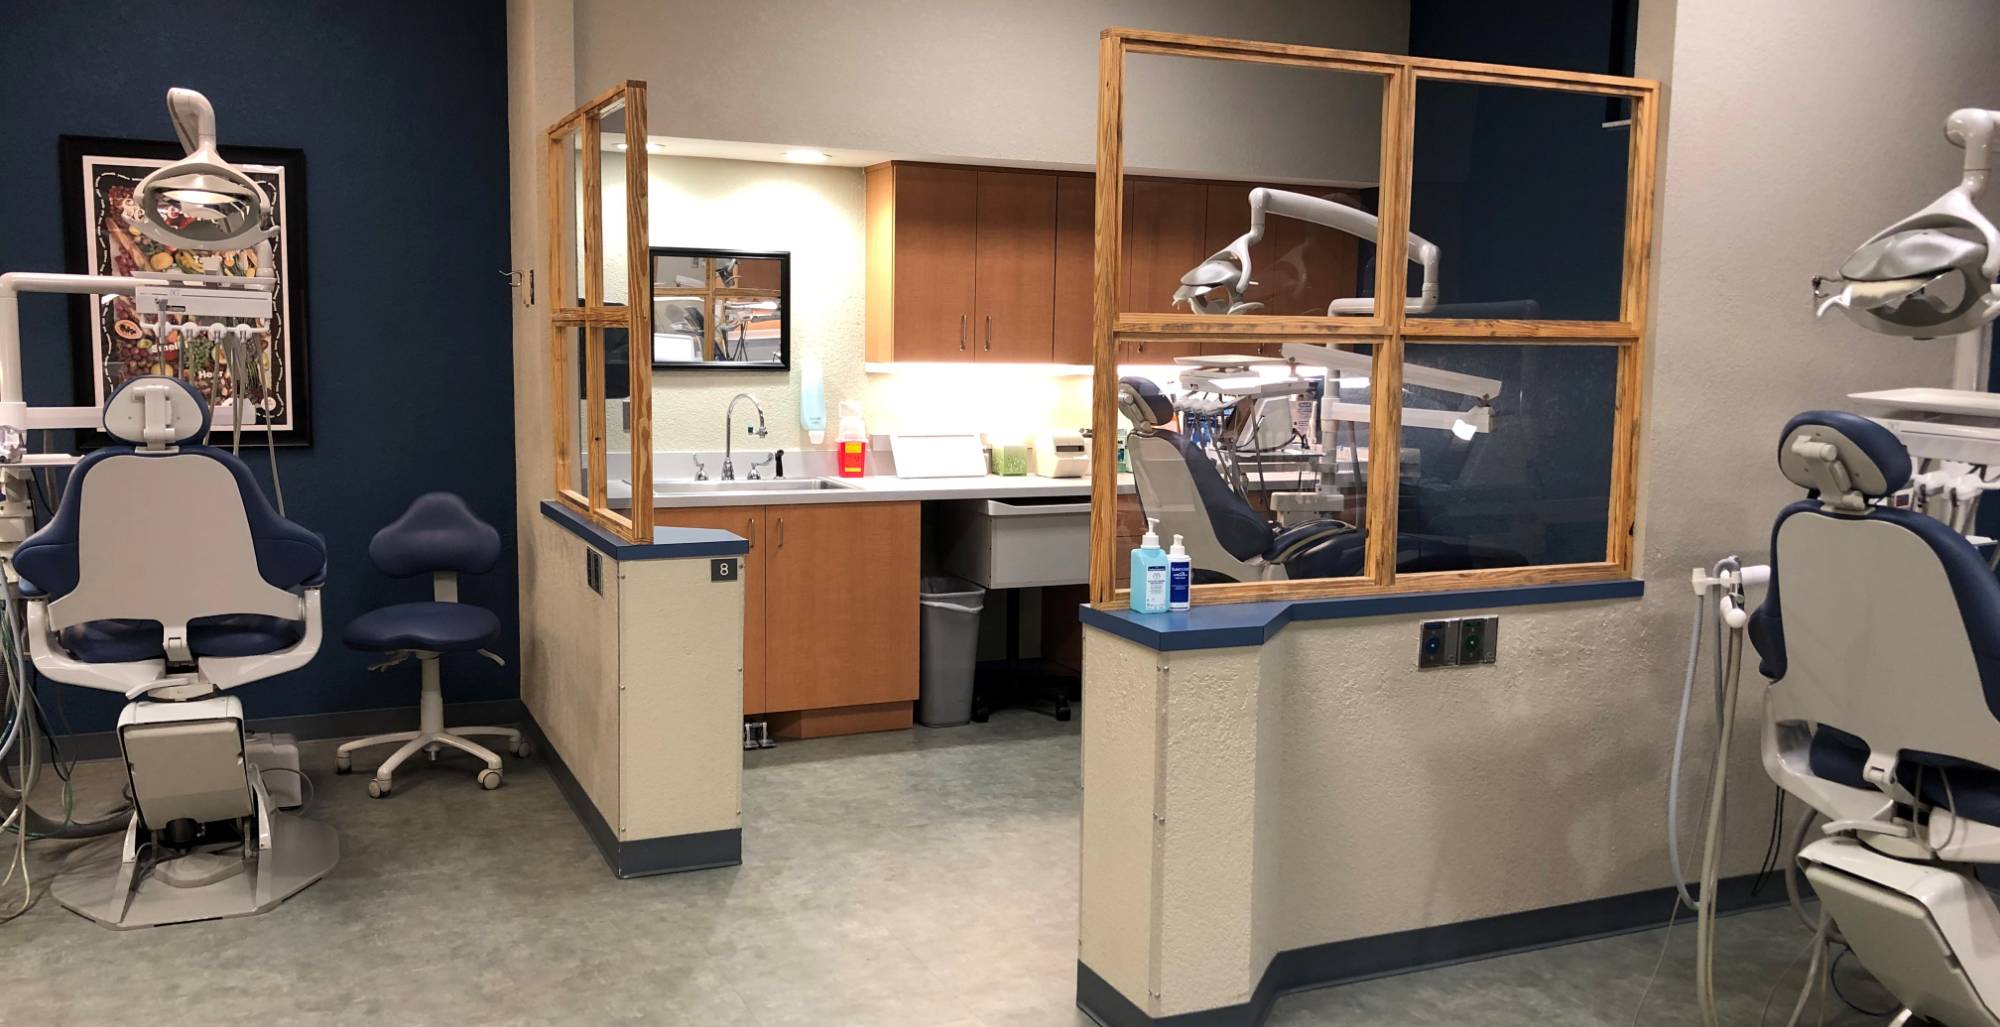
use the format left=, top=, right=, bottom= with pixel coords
left=59, top=615, right=305, bottom=664
left=342, top=601, right=499, bottom=653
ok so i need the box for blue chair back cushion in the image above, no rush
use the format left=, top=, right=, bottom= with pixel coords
left=369, top=492, right=501, bottom=578
left=14, top=445, right=326, bottom=598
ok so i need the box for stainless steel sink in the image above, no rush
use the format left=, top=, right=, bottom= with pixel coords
left=649, top=477, right=861, bottom=496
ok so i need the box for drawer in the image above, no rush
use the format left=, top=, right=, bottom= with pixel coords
left=939, top=498, right=1092, bottom=589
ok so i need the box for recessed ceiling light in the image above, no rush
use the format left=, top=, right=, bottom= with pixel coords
left=781, top=149, right=831, bottom=164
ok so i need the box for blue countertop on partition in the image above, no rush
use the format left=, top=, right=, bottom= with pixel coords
left=1080, top=579, right=1645, bottom=651
left=541, top=501, right=747, bottom=561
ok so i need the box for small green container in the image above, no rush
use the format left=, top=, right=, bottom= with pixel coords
left=990, top=444, right=1029, bottom=476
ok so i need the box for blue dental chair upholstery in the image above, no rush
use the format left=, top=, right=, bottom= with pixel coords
left=15, top=376, right=325, bottom=667
left=1750, top=409, right=2000, bottom=1027
left=335, top=492, right=522, bottom=796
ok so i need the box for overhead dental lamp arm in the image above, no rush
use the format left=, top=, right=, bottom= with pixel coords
left=1174, top=187, right=1441, bottom=316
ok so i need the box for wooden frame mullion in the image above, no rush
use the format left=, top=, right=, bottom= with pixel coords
left=622, top=85, right=655, bottom=540
left=1088, top=28, right=1660, bottom=607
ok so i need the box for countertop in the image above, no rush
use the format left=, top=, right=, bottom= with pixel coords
left=617, top=473, right=1133, bottom=510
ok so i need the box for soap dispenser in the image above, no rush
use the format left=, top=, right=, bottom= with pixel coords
left=1130, top=518, right=1170, bottom=614
left=1167, top=534, right=1191, bottom=611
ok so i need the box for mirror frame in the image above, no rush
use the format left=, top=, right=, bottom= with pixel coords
left=648, top=246, right=793, bottom=370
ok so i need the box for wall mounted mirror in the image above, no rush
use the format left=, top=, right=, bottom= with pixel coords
left=650, top=247, right=790, bottom=369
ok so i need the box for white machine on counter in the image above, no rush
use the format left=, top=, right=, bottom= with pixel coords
left=1033, top=431, right=1090, bottom=478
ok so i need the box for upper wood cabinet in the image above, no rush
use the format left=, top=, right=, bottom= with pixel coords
left=867, top=164, right=978, bottom=361
left=868, top=163, right=1058, bottom=363
left=1120, top=178, right=1209, bottom=317
left=1052, top=175, right=1095, bottom=366
left=866, top=163, right=1367, bottom=365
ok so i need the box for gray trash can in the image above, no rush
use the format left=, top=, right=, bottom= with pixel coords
left=919, top=576, right=986, bottom=727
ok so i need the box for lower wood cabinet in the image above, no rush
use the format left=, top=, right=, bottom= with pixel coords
left=655, top=500, right=921, bottom=736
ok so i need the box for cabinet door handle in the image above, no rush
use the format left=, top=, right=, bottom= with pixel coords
left=984, top=315, right=992, bottom=352
left=777, top=518, right=785, bottom=548
left=747, top=516, right=755, bottom=551
left=959, top=314, right=967, bottom=352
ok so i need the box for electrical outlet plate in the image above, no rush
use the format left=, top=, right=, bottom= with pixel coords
left=1418, top=619, right=1458, bottom=669
left=1418, top=616, right=1498, bottom=669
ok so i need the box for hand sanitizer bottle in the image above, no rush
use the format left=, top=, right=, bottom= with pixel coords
left=1168, top=534, right=1191, bottom=611
left=1130, top=518, right=1170, bottom=614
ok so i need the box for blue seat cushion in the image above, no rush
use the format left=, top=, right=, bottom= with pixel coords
left=343, top=602, right=499, bottom=653
left=59, top=615, right=305, bottom=664
left=1810, top=725, right=2000, bottom=827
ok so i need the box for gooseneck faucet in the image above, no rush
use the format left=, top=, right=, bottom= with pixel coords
left=722, top=393, right=768, bottom=481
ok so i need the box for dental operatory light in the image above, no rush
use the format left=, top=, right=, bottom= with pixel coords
left=1175, top=188, right=1440, bottom=316
left=133, top=89, right=277, bottom=253
left=781, top=149, right=831, bottom=164
left=1815, top=108, right=2000, bottom=339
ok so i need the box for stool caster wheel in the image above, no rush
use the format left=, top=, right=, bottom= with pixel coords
left=334, top=755, right=351, bottom=775
left=510, top=739, right=534, bottom=758
left=367, top=779, right=390, bottom=799
left=1055, top=705, right=1073, bottom=723
left=479, top=769, right=502, bottom=790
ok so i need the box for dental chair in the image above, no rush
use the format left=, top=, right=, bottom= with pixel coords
left=13, top=376, right=334, bottom=929
left=1117, top=377, right=1522, bottom=582
left=1752, top=410, right=2000, bottom=1027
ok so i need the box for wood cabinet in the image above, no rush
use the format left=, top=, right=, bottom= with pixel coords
left=868, top=163, right=1365, bottom=368
left=974, top=171, right=1058, bottom=361
left=868, top=163, right=1057, bottom=364
left=654, top=500, right=921, bottom=737
left=867, top=164, right=978, bottom=361
left=1052, top=174, right=1096, bottom=366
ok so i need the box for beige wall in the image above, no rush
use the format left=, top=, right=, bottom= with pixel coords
left=574, top=0, right=1408, bottom=181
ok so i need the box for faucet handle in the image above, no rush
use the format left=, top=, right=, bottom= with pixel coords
left=692, top=455, right=708, bottom=481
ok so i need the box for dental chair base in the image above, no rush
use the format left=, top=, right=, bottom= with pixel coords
left=334, top=654, right=525, bottom=796
left=1802, top=837, right=2000, bottom=1027
left=50, top=697, right=338, bottom=930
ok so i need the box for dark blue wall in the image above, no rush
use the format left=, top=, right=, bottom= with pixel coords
left=0, top=1, right=517, bottom=731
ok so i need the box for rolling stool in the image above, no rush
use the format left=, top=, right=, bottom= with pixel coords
left=334, top=492, right=528, bottom=797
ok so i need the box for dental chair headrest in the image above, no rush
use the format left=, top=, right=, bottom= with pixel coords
left=1118, top=377, right=1175, bottom=431
left=1776, top=410, right=1910, bottom=510
left=101, top=376, right=211, bottom=449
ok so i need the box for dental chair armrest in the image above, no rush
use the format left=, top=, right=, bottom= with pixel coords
left=23, top=597, right=170, bottom=698
left=1266, top=519, right=1357, bottom=562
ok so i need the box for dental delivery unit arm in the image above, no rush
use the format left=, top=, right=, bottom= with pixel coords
left=1174, top=187, right=1441, bottom=316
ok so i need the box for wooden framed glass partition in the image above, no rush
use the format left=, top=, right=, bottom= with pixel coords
left=546, top=81, right=654, bottom=543
left=1088, top=30, right=1659, bottom=606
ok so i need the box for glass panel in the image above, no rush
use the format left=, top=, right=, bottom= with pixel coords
left=597, top=99, right=630, bottom=307
left=563, top=325, right=586, bottom=496
left=1117, top=345, right=1375, bottom=586
left=1121, top=53, right=1388, bottom=319
left=1410, top=80, right=1631, bottom=321
left=598, top=321, right=632, bottom=494
left=1393, top=342, right=1618, bottom=569
left=554, top=127, right=583, bottom=309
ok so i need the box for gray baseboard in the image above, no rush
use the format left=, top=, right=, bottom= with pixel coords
left=522, top=712, right=743, bottom=879
left=1077, top=872, right=1796, bottom=1027
left=50, top=698, right=529, bottom=762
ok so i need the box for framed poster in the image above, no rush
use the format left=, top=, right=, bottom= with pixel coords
left=58, top=135, right=313, bottom=447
